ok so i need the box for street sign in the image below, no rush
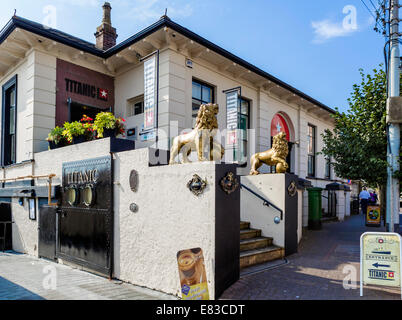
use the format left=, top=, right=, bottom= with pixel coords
left=360, top=232, right=402, bottom=298
left=366, top=206, right=381, bottom=227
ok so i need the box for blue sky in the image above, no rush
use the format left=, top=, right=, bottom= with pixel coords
left=0, top=0, right=390, bottom=112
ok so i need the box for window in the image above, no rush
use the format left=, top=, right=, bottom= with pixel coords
left=133, top=101, right=144, bottom=116
left=192, top=79, right=214, bottom=126
left=325, top=157, right=331, bottom=179
left=127, top=96, right=144, bottom=117
left=236, top=98, right=250, bottom=165
left=1, top=76, right=17, bottom=166
left=307, top=124, right=316, bottom=177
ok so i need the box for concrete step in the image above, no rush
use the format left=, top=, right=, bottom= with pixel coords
left=240, top=237, right=273, bottom=252
left=240, top=221, right=250, bottom=230
left=240, top=228, right=261, bottom=240
left=240, top=246, right=285, bottom=269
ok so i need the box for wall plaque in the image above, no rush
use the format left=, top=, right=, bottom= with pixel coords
left=220, top=172, right=239, bottom=195
left=187, top=174, right=207, bottom=196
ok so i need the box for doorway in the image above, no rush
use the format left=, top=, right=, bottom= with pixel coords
left=0, top=202, right=12, bottom=251
left=68, top=99, right=111, bottom=122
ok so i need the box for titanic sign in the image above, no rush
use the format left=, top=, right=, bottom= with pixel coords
left=65, top=78, right=109, bottom=101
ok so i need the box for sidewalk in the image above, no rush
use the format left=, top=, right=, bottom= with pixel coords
left=0, top=252, right=177, bottom=300
left=221, top=214, right=401, bottom=300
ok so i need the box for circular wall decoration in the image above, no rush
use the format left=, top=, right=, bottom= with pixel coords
left=65, top=186, right=79, bottom=206
left=220, top=172, right=239, bottom=195
left=82, top=184, right=96, bottom=207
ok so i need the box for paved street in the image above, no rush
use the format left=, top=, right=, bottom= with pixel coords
left=221, top=213, right=401, bottom=300
left=0, top=252, right=177, bottom=300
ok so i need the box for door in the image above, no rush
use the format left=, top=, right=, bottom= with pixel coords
left=328, top=191, right=337, bottom=217
left=38, top=205, right=57, bottom=261
left=0, top=202, right=12, bottom=251
left=58, top=156, right=113, bottom=277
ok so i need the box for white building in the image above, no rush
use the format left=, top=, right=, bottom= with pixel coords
left=0, top=3, right=353, bottom=299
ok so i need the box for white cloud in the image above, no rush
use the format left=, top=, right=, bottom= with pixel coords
left=311, top=19, right=357, bottom=44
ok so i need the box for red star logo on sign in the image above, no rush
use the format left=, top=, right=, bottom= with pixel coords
left=98, top=88, right=108, bottom=101
left=228, top=131, right=237, bottom=145
left=389, top=272, right=394, bottom=278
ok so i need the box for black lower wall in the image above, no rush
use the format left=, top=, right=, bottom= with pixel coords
left=214, top=163, right=240, bottom=299
left=284, top=173, right=298, bottom=256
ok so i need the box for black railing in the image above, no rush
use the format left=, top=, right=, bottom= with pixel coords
left=240, top=184, right=283, bottom=220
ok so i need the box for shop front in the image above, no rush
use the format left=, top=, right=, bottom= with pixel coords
left=56, top=59, right=114, bottom=125
left=0, top=3, right=355, bottom=299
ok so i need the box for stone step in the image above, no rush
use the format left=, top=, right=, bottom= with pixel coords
left=240, top=246, right=285, bottom=269
left=240, top=228, right=261, bottom=240
left=240, top=237, right=273, bottom=252
left=240, top=221, right=250, bottom=230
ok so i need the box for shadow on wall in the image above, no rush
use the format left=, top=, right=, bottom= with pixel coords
left=0, top=276, right=45, bottom=300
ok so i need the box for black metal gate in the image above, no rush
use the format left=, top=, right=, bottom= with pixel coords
left=38, top=205, right=57, bottom=261
left=57, top=156, right=113, bottom=277
left=0, top=202, right=12, bottom=251
left=327, top=190, right=337, bottom=217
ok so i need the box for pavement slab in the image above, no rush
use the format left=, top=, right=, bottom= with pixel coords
left=0, top=252, right=177, bottom=300
left=220, top=214, right=401, bottom=300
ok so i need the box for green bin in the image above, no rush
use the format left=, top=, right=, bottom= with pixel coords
left=307, top=187, right=323, bottom=230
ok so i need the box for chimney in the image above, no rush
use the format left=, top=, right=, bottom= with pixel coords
left=95, top=2, right=117, bottom=50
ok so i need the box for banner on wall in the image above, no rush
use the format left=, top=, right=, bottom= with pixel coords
left=177, top=247, right=209, bottom=300
left=225, top=87, right=241, bottom=162
left=143, top=56, right=157, bottom=134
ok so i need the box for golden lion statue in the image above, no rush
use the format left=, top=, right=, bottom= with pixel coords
left=249, top=132, right=289, bottom=175
left=169, top=103, right=224, bottom=164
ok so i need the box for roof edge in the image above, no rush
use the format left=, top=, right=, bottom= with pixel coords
left=0, top=15, right=336, bottom=115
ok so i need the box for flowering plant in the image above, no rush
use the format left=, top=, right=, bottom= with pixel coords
left=62, top=116, right=94, bottom=143
left=62, top=121, right=87, bottom=142
left=46, top=126, right=66, bottom=145
left=93, top=112, right=126, bottom=138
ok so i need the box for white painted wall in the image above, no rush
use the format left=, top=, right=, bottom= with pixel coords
left=113, top=148, right=218, bottom=299
left=240, top=174, right=286, bottom=248
left=0, top=49, right=56, bottom=164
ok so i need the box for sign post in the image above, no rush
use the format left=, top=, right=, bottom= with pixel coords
left=360, top=232, right=402, bottom=298
left=365, top=206, right=381, bottom=227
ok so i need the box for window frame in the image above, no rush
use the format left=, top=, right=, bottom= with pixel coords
left=307, top=123, right=316, bottom=178
left=191, top=79, right=215, bottom=119
left=127, top=95, right=144, bottom=117
left=1, top=75, right=18, bottom=166
left=237, top=96, right=250, bottom=167
left=325, top=157, right=331, bottom=180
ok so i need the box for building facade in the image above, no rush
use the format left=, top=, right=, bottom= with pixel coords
left=0, top=3, right=353, bottom=298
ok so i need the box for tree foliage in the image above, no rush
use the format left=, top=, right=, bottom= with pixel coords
left=321, top=66, right=401, bottom=187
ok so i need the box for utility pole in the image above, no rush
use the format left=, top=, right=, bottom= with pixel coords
left=386, top=0, right=401, bottom=233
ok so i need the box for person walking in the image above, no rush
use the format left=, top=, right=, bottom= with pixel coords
left=359, top=187, right=371, bottom=216
left=370, top=190, right=378, bottom=205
